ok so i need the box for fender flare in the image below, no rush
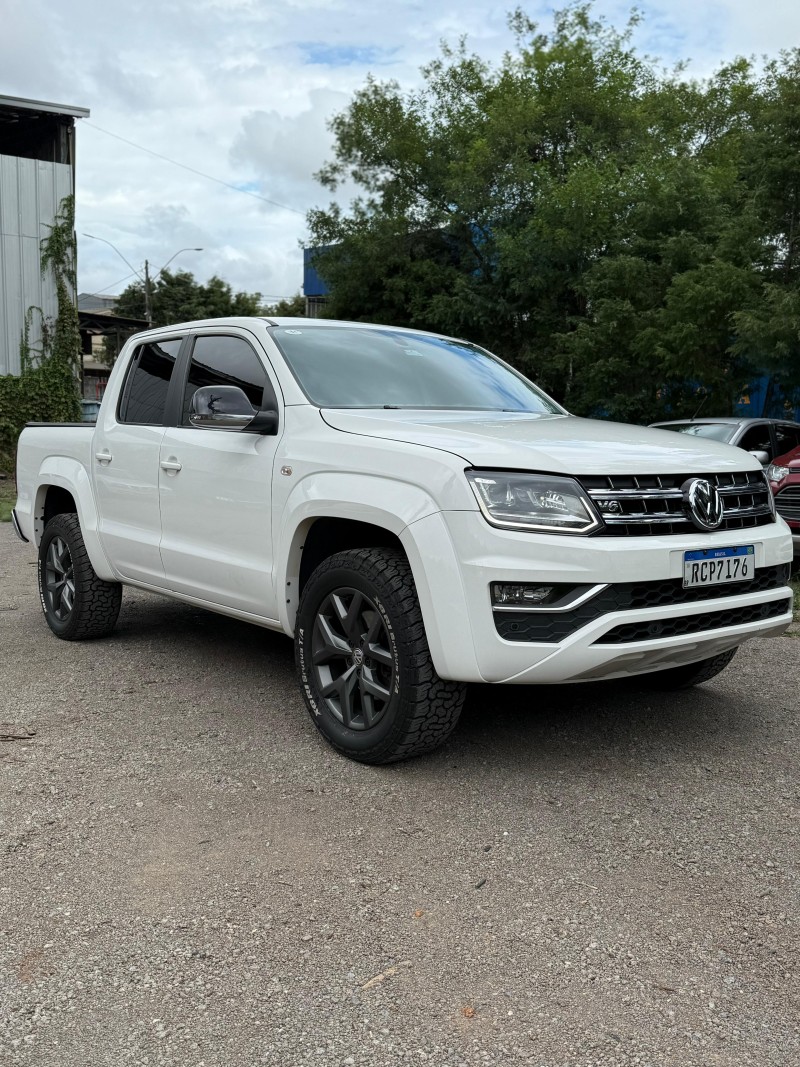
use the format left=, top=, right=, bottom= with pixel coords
left=275, top=472, right=479, bottom=681
left=34, top=458, right=116, bottom=581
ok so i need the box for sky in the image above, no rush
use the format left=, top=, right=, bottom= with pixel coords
left=2, top=0, right=800, bottom=306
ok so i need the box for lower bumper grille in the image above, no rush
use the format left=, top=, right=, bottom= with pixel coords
left=595, top=597, right=792, bottom=645
left=494, top=563, right=791, bottom=643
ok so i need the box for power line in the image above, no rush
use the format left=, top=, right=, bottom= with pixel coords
left=83, top=270, right=140, bottom=297
left=83, top=121, right=307, bottom=216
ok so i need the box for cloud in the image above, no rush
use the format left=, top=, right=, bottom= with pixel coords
left=2, top=0, right=799, bottom=305
left=230, top=88, right=354, bottom=198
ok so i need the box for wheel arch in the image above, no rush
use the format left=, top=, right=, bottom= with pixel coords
left=33, top=458, right=116, bottom=580
left=277, top=489, right=479, bottom=681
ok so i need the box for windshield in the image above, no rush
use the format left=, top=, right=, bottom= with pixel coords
left=656, top=423, right=734, bottom=442
left=270, top=326, right=564, bottom=412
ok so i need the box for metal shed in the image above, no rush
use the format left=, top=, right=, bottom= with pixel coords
left=0, top=95, right=90, bottom=376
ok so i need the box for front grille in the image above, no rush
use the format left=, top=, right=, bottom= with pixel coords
left=595, top=597, right=791, bottom=645
left=775, top=485, right=800, bottom=524
left=494, top=563, right=791, bottom=642
left=580, top=471, right=774, bottom=536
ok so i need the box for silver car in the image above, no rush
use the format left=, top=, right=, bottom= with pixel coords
left=649, top=417, right=800, bottom=466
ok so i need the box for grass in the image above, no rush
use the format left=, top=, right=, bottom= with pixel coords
left=0, top=480, right=15, bottom=523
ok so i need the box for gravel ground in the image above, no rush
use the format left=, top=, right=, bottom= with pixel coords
left=1, top=524, right=799, bottom=1066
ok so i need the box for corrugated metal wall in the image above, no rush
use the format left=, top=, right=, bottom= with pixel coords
left=0, top=155, right=73, bottom=376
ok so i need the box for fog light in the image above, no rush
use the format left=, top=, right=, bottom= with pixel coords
left=491, top=583, right=555, bottom=606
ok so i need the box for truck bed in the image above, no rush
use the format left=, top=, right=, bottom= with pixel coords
left=14, top=423, right=95, bottom=542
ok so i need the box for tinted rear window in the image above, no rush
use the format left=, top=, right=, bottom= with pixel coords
left=119, top=340, right=182, bottom=425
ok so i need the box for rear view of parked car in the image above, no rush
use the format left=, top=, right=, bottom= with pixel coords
left=767, top=446, right=800, bottom=559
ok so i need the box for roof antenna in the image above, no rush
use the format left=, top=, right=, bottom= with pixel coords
left=691, top=389, right=709, bottom=420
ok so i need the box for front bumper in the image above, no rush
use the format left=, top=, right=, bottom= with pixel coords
left=438, top=511, right=795, bottom=683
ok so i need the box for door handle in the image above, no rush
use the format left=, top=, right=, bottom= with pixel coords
left=95, top=451, right=113, bottom=464
left=160, top=459, right=182, bottom=473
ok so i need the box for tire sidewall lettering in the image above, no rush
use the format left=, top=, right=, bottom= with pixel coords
left=372, top=595, right=401, bottom=695
left=296, top=625, right=320, bottom=716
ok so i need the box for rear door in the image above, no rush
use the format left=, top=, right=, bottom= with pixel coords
left=157, top=331, right=283, bottom=619
left=93, top=337, right=183, bottom=584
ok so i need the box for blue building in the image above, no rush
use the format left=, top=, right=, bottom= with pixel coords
left=303, top=246, right=331, bottom=318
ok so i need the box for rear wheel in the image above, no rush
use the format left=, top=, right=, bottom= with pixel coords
left=295, top=547, right=466, bottom=763
left=38, top=514, right=122, bottom=640
left=639, top=648, right=738, bottom=690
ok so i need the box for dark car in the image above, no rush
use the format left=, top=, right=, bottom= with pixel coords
left=767, top=445, right=800, bottom=558
left=649, top=417, right=800, bottom=466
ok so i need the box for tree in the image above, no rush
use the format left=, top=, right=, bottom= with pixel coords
left=307, top=3, right=800, bottom=421
left=104, top=271, right=265, bottom=364
left=732, top=50, right=800, bottom=400
left=263, top=292, right=306, bottom=316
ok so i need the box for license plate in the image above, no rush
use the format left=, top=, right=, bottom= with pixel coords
left=683, top=545, right=755, bottom=588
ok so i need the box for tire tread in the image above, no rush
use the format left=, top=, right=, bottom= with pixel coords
left=642, top=647, right=738, bottom=690
left=39, top=514, right=122, bottom=640
left=296, top=547, right=465, bottom=763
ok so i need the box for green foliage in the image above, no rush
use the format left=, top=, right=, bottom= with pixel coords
left=105, top=271, right=267, bottom=364
left=307, top=3, right=800, bottom=421
left=263, top=292, right=306, bottom=317
left=0, top=196, right=81, bottom=474
left=0, top=479, right=15, bottom=522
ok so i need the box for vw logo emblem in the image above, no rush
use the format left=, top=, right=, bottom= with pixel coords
left=682, top=478, right=724, bottom=531
left=352, top=648, right=364, bottom=667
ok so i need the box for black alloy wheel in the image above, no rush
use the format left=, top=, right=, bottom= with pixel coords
left=311, top=587, right=395, bottom=731
left=43, top=534, right=76, bottom=622
left=296, top=547, right=466, bottom=764
left=38, top=513, right=122, bottom=640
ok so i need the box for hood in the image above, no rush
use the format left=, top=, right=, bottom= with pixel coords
left=321, top=409, right=761, bottom=475
left=774, top=447, right=800, bottom=470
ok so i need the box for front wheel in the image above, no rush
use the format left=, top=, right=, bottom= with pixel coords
left=638, top=647, right=738, bottom=690
left=38, top=513, right=122, bottom=640
left=295, top=548, right=466, bottom=763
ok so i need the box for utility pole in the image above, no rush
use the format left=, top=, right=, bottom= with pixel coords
left=144, top=259, right=153, bottom=325
left=83, top=236, right=201, bottom=327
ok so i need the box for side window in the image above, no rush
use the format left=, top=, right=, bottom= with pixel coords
left=774, top=424, right=800, bottom=457
left=182, top=335, right=275, bottom=425
left=737, top=423, right=772, bottom=460
left=119, top=339, right=182, bottom=425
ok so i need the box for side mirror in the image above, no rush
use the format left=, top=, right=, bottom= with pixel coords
left=189, top=386, right=278, bottom=435
left=749, top=450, right=769, bottom=465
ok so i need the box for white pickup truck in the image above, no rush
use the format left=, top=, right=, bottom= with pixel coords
left=13, top=317, right=795, bottom=762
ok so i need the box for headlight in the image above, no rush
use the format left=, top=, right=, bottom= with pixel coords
left=466, top=471, right=600, bottom=533
left=766, top=463, right=790, bottom=482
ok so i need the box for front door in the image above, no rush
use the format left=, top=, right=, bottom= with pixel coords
left=157, top=333, right=282, bottom=619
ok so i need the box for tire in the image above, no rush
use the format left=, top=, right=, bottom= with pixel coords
left=38, top=513, right=122, bottom=640
left=638, top=647, right=738, bottom=690
left=295, top=547, right=466, bottom=764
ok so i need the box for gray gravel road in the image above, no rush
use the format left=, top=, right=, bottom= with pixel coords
left=1, top=524, right=799, bottom=1067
